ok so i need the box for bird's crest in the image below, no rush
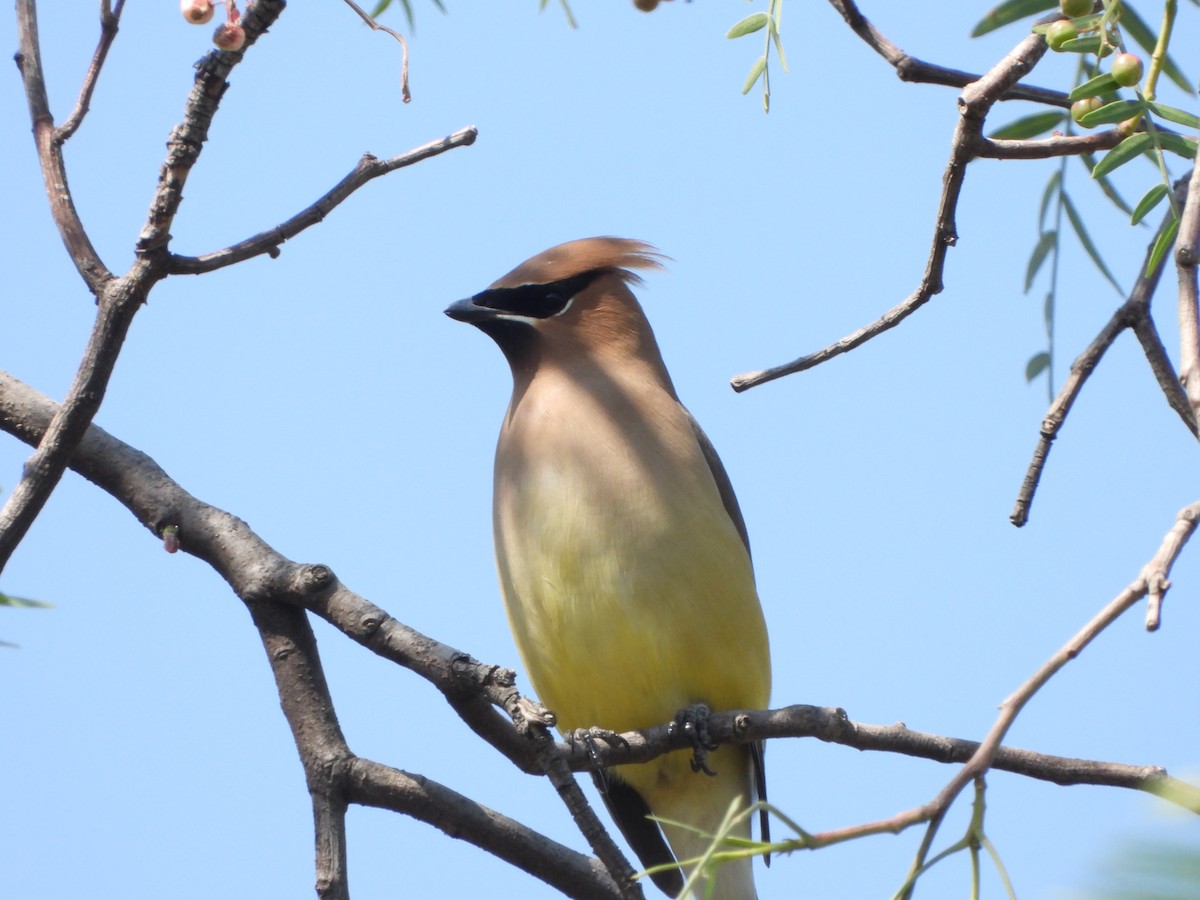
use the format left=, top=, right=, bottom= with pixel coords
left=488, top=237, right=666, bottom=291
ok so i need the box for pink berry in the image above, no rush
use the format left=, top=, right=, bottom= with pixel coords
left=213, top=22, right=246, bottom=51
left=181, top=0, right=214, bottom=25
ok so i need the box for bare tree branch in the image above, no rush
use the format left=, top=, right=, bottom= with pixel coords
left=1, top=370, right=1195, bottom=900
left=732, top=26, right=1049, bottom=392
left=168, top=127, right=479, bottom=276
left=1175, top=162, right=1200, bottom=419
left=1011, top=201, right=1193, bottom=527
left=55, top=0, right=126, bottom=142
left=978, top=130, right=1123, bottom=160
left=14, top=0, right=113, bottom=292
left=825, top=0, right=1069, bottom=107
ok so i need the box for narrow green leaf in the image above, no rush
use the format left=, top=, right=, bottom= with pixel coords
left=1080, top=152, right=1134, bottom=215
left=1061, top=191, right=1123, bottom=294
left=0, top=591, right=52, bottom=608
left=727, top=12, right=769, bottom=39
left=1025, top=231, right=1057, bottom=293
left=369, top=0, right=392, bottom=16
left=1147, top=215, right=1181, bottom=276
left=1059, top=35, right=1103, bottom=54
left=771, top=24, right=788, bottom=72
left=1090, top=132, right=1153, bottom=179
left=1070, top=72, right=1119, bottom=101
left=399, top=0, right=414, bottom=30
left=1025, top=352, right=1051, bottom=382
left=741, top=56, right=767, bottom=95
left=1131, top=183, right=1169, bottom=225
left=1077, top=99, right=1144, bottom=127
left=970, top=0, right=1056, bottom=37
left=989, top=111, right=1067, bottom=140
left=1147, top=102, right=1200, bottom=129
left=1157, top=133, right=1199, bottom=160
left=1038, top=170, right=1062, bottom=232
left=1121, top=4, right=1194, bottom=95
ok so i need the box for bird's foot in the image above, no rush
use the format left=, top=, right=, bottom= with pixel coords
left=567, top=726, right=629, bottom=771
left=670, top=703, right=719, bottom=776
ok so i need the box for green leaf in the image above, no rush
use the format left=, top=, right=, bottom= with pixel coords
left=1131, top=183, right=1169, bottom=225
left=1080, top=152, right=1134, bottom=215
left=771, top=21, right=788, bottom=72
left=1025, top=230, right=1057, bottom=293
left=970, top=0, right=1056, bottom=37
left=1147, top=101, right=1200, bottom=129
left=1059, top=35, right=1104, bottom=54
left=727, top=12, right=769, bottom=39
left=370, top=0, right=393, bottom=16
left=0, top=591, right=52, bottom=608
left=741, top=56, right=767, bottom=95
left=1147, top=215, right=1181, bottom=276
left=1061, top=191, right=1123, bottom=294
left=1077, top=99, right=1144, bottom=127
left=1156, top=133, right=1199, bottom=160
left=1070, top=72, right=1119, bottom=101
left=1121, top=4, right=1194, bottom=95
left=1038, top=170, right=1062, bottom=232
left=1025, top=351, right=1051, bottom=382
left=989, top=111, right=1067, bottom=140
left=1090, top=132, right=1153, bottom=179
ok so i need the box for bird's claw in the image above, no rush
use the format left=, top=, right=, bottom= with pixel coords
left=670, top=703, right=719, bottom=777
left=568, top=726, right=629, bottom=768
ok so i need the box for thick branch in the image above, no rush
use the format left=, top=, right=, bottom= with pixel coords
left=168, top=127, right=479, bottom=275
left=732, top=27, right=1048, bottom=392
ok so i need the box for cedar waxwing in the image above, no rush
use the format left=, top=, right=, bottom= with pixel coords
left=446, top=237, right=771, bottom=899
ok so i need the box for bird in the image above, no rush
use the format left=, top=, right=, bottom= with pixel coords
left=446, top=237, right=771, bottom=899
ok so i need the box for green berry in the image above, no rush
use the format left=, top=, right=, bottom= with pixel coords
left=1071, top=96, right=1103, bottom=126
left=1111, top=53, right=1144, bottom=87
left=1046, top=20, right=1077, bottom=52
left=1059, top=0, right=1092, bottom=17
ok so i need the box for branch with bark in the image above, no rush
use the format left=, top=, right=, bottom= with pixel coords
left=0, top=370, right=1195, bottom=897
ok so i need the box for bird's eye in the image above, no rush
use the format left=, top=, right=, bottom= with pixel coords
left=471, top=271, right=600, bottom=320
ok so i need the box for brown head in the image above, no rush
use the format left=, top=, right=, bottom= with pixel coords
left=445, top=237, right=673, bottom=392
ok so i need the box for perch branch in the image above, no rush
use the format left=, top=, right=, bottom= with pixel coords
left=2, top=372, right=1195, bottom=899
left=169, top=127, right=478, bottom=275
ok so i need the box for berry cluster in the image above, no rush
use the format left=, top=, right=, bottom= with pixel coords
left=181, top=0, right=246, bottom=52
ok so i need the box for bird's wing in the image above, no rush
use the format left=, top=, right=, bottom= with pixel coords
left=687, top=410, right=771, bottom=850
left=684, top=411, right=751, bottom=558
left=592, top=769, right=684, bottom=896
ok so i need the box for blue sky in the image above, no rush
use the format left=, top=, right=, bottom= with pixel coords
left=3, top=2, right=1199, bottom=898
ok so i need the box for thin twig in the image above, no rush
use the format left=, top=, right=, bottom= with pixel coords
left=341, top=0, right=412, bottom=103
left=1175, top=164, right=1200, bottom=419
left=978, top=129, right=1123, bottom=160
left=169, top=127, right=478, bottom=275
left=1011, top=202, right=1187, bottom=527
left=825, top=0, right=1069, bottom=107
left=55, top=0, right=126, bottom=142
left=14, top=0, right=113, bottom=292
left=732, top=27, right=1049, bottom=392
